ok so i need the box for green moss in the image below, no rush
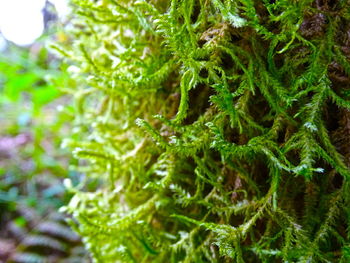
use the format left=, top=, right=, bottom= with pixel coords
left=58, top=0, right=350, bottom=262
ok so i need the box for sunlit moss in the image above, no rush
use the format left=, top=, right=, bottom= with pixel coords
left=58, top=0, right=350, bottom=262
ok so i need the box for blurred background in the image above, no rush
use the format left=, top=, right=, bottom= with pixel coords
left=0, top=1, right=90, bottom=262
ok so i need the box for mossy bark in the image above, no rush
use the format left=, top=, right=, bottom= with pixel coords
left=58, top=0, right=350, bottom=262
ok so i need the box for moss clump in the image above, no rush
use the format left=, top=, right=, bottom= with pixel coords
left=57, top=0, right=350, bottom=262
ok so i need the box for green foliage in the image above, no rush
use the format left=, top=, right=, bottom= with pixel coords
left=0, top=45, right=65, bottom=112
left=58, top=0, right=350, bottom=262
left=0, top=42, right=86, bottom=262
left=0, top=44, right=72, bottom=212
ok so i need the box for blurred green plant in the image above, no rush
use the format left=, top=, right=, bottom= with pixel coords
left=0, top=44, right=63, bottom=111
left=0, top=42, right=72, bottom=207
left=0, top=41, right=87, bottom=262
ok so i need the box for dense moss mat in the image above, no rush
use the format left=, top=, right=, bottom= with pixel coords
left=56, top=0, right=350, bottom=262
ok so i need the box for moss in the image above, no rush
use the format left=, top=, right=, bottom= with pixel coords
left=57, top=0, right=350, bottom=262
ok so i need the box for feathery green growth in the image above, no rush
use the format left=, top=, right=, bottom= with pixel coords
left=57, top=0, right=350, bottom=262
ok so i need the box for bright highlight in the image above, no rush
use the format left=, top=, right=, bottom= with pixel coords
left=0, top=0, right=45, bottom=46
